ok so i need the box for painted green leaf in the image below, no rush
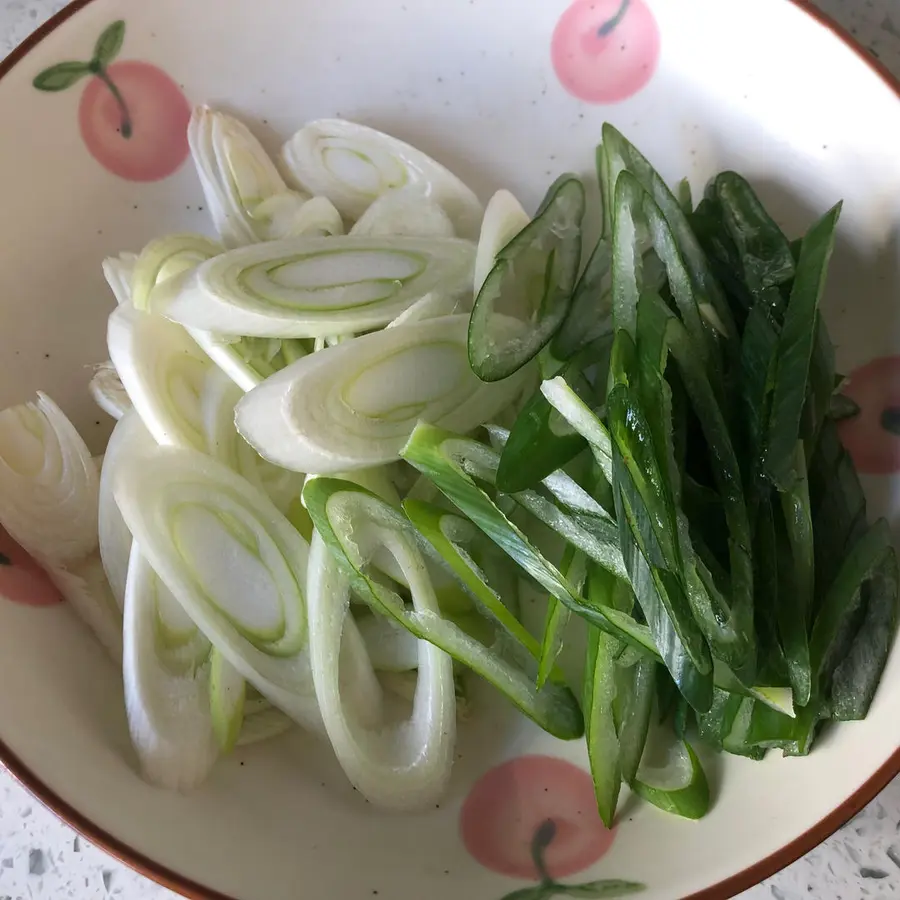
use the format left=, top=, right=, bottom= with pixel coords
left=33, top=61, right=92, bottom=92
left=559, top=881, right=646, bottom=898
left=93, top=20, right=126, bottom=68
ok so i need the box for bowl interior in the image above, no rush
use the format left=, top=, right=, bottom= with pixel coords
left=1, top=1, right=900, bottom=898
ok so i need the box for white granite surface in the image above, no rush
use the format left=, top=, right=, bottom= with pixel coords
left=1, top=0, right=900, bottom=898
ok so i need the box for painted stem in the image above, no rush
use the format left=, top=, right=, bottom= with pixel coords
left=598, top=0, right=631, bottom=36
left=95, top=67, right=133, bottom=138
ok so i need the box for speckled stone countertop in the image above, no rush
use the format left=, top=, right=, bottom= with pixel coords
left=0, top=0, right=899, bottom=898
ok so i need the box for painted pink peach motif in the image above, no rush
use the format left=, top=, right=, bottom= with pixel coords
left=0, top=527, right=62, bottom=608
left=552, top=0, right=661, bottom=105
left=34, top=21, right=190, bottom=182
left=837, top=356, right=900, bottom=475
left=460, top=756, right=642, bottom=899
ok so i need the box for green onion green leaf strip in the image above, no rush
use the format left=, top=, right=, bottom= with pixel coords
left=473, top=189, right=531, bottom=295
left=541, top=376, right=613, bottom=485
left=537, top=546, right=586, bottom=689
left=496, top=372, right=591, bottom=494
left=810, top=519, right=899, bottom=719
left=713, top=172, right=795, bottom=297
left=777, top=443, right=814, bottom=706
left=402, top=498, right=542, bottom=659
left=107, top=303, right=213, bottom=451
left=112, top=445, right=327, bottom=733
left=149, top=235, right=476, bottom=339
left=351, top=186, right=457, bottom=240
left=235, top=314, right=527, bottom=474
left=306, top=529, right=456, bottom=809
left=633, top=739, right=710, bottom=820
left=469, top=174, right=585, bottom=382
left=122, top=542, right=220, bottom=789
left=401, top=423, right=657, bottom=657
left=553, top=238, right=613, bottom=361
left=584, top=622, right=624, bottom=827
left=280, top=118, right=484, bottom=239
left=89, top=362, right=132, bottom=421
left=0, top=393, right=100, bottom=566
left=764, top=203, right=842, bottom=489
left=601, top=124, right=736, bottom=345
left=188, top=105, right=314, bottom=248
left=303, top=476, right=585, bottom=739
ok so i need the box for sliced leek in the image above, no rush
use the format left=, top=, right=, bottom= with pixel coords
left=235, top=314, right=528, bottom=474
left=132, top=234, right=224, bottom=312
left=280, top=118, right=483, bottom=238
left=149, top=235, right=476, bottom=338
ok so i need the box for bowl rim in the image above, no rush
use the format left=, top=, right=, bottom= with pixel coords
left=0, top=1, right=897, bottom=898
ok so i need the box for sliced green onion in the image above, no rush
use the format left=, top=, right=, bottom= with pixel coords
left=150, top=235, right=475, bottom=339
left=307, top=530, right=455, bottom=809
left=764, top=203, right=841, bottom=489
left=209, top=647, right=247, bottom=753
left=0, top=393, right=99, bottom=566
left=188, top=105, right=312, bottom=247
left=102, top=251, right=137, bottom=306
left=122, top=542, right=220, bottom=789
left=235, top=314, right=527, bottom=474
left=280, top=118, right=483, bottom=238
left=473, top=189, right=530, bottom=295
left=401, top=423, right=657, bottom=656
left=633, top=738, right=710, bottom=820
left=351, top=186, right=456, bottom=239
left=356, top=612, right=421, bottom=672
left=107, top=303, right=213, bottom=450
left=304, top=477, right=584, bottom=739
left=89, top=362, right=131, bottom=421
left=131, top=234, right=223, bottom=311
left=112, top=445, right=326, bottom=732
left=469, top=174, right=585, bottom=382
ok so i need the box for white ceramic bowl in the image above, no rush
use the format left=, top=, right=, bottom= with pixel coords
left=1, top=1, right=900, bottom=898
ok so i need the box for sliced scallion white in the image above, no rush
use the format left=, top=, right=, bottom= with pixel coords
left=209, top=647, right=247, bottom=753
left=188, top=105, right=311, bottom=247
left=356, top=613, right=421, bottom=672
left=98, top=411, right=148, bottom=609
left=89, top=362, right=132, bottom=421
left=131, top=234, right=224, bottom=312
left=0, top=393, right=99, bottom=566
left=49, top=552, right=123, bottom=664
left=350, top=187, right=456, bottom=239
left=474, top=189, right=530, bottom=295
left=107, top=304, right=212, bottom=450
left=149, top=235, right=476, bottom=339
left=112, top=445, right=331, bottom=732
left=386, top=292, right=460, bottom=329
left=122, top=542, right=219, bottom=789
left=237, top=705, right=294, bottom=746
left=304, top=477, right=584, bottom=739
left=307, top=524, right=456, bottom=809
left=102, top=252, right=138, bottom=306
left=280, top=119, right=483, bottom=238
left=235, top=314, right=529, bottom=474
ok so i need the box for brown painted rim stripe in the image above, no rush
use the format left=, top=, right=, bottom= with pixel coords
left=0, top=1, right=897, bottom=898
